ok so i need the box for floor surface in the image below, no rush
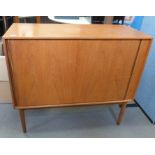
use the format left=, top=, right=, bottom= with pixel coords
left=0, top=103, right=155, bottom=138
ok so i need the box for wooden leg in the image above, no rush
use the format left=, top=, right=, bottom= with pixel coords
left=19, top=109, right=27, bottom=133
left=117, top=102, right=127, bottom=125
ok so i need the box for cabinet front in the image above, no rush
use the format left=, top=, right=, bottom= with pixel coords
left=6, top=39, right=140, bottom=108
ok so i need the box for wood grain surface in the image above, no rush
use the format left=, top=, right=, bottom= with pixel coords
left=7, top=39, right=140, bottom=108
left=3, top=23, right=152, bottom=40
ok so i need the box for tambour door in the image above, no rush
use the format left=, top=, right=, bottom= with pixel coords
left=7, top=39, right=140, bottom=108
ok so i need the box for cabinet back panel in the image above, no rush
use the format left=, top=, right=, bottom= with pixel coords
left=7, top=40, right=140, bottom=107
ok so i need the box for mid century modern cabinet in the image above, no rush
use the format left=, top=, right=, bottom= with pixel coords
left=3, top=23, right=152, bottom=132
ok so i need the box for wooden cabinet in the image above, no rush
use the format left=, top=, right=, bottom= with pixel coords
left=3, top=24, right=152, bottom=132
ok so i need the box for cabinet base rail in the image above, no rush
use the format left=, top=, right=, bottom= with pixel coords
left=18, top=102, right=128, bottom=133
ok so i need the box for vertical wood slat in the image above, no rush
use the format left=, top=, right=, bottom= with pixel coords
left=36, top=16, right=41, bottom=23
left=14, top=16, right=20, bottom=23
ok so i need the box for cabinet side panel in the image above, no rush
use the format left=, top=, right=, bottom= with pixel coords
left=125, top=39, right=152, bottom=100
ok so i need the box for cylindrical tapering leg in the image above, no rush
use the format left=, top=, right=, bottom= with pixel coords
left=117, top=102, right=127, bottom=125
left=19, top=109, right=27, bottom=133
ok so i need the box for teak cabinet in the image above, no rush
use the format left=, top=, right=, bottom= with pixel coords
left=3, top=23, right=152, bottom=132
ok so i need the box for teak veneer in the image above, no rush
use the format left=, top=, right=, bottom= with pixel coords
left=3, top=23, right=152, bottom=132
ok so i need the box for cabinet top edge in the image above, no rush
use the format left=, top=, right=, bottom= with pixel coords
left=3, top=23, right=153, bottom=40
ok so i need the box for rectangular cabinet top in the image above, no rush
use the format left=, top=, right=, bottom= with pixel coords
left=3, top=23, right=152, bottom=40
